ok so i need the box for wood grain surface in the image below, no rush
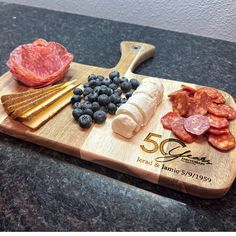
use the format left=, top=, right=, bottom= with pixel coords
left=0, top=41, right=235, bottom=198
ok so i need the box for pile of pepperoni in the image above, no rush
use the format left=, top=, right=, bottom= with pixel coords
left=161, top=84, right=236, bottom=151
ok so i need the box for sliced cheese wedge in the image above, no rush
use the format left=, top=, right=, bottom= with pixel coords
left=19, top=84, right=78, bottom=121
left=112, top=114, right=137, bottom=138
left=22, top=91, right=73, bottom=130
left=1, top=79, right=76, bottom=104
left=116, top=103, right=144, bottom=132
left=127, top=93, right=157, bottom=125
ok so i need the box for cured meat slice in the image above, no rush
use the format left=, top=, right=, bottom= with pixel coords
left=212, top=93, right=225, bottom=104
left=208, top=114, right=229, bottom=129
left=171, top=91, right=189, bottom=116
left=207, top=103, right=228, bottom=117
left=161, top=112, right=180, bottom=130
left=7, top=39, right=74, bottom=87
left=184, top=115, right=210, bottom=135
left=186, top=94, right=208, bottom=116
left=181, top=84, right=196, bottom=96
left=220, top=104, right=236, bottom=120
left=171, top=118, right=195, bottom=143
left=194, top=87, right=219, bottom=100
left=208, top=132, right=235, bottom=151
left=208, top=127, right=229, bottom=135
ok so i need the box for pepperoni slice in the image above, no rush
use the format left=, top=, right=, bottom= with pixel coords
left=168, top=89, right=188, bottom=99
left=161, top=112, right=180, bottom=130
left=220, top=104, right=236, bottom=120
left=171, top=91, right=189, bottom=116
left=171, top=118, right=195, bottom=143
left=207, top=103, right=228, bottom=117
left=181, top=84, right=196, bottom=96
left=208, top=114, right=229, bottom=129
left=186, top=95, right=208, bottom=116
left=184, top=115, right=210, bottom=135
left=208, top=127, right=229, bottom=135
left=208, top=132, right=235, bottom=151
left=194, top=87, right=219, bottom=100
left=212, top=93, right=225, bottom=104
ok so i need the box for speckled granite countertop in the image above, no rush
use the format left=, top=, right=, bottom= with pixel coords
left=0, top=2, right=236, bottom=232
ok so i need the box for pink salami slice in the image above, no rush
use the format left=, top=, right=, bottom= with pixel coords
left=184, top=115, right=210, bottom=135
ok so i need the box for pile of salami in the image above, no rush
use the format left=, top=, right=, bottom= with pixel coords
left=7, top=39, right=74, bottom=87
left=161, top=85, right=236, bottom=151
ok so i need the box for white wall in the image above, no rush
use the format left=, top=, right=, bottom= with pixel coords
left=4, top=0, right=236, bottom=42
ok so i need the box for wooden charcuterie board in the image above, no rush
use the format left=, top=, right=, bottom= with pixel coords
left=0, top=41, right=235, bottom=199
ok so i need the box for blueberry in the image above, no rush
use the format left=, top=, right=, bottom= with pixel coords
left=71, top=95, right=81, bottom=104
left=130, top=79, right=140, bottom=89
left=113, top=77, right=121, bottom=85
left=93, top=110, right=107, bottom=124
left=95, top=79, right=102, bottom=86
left=125, top=91, right=133, bottom=99
left=88, top=74, right=97, bottom=81
left=114, top=88, right=122, bottom=96
left=83, top=82, right=90, bottom=88
left=97, top=94, right=110, bottom=106
left=91, top=102, right=100, bottom=112
left=120, top=77, right=128, bottom=83
left=110, top=94, right=121, bottom=104
left=97, top=75, right=104, bottom=81
left=73, top=87, right=83, bottom=95
left=88, top=80, right=97, bottom=88
left=83, top=108, right=94, bottom=117
left=121, top=97, right=127, bottom=103
left=72, top=102, right=81, bottom=109
left=78, top=114, right=93, bottom=128
left=94, top=86, right=101, bottom=94
left=83, top=87, right=93, bottom=96
left=88, top=92, right=98, bottom=103
left=109, top=83, right=118, bottom=90
left=109, top=71, right=120, bottom=80
left=100, top=106, right=108, bottom=113
left=107, top=103, right=117, bottom=115
left=107, top=88, right=113, bottom=96
left=120, top=81, right=132, bottom=93
left=102, top=78, right=112, bottom=86
left=99, top=85, right=109, bottom=95
left=81, top=101, right=92, bottom=110
left=84, top=95, right=89, bottom=101
left=72, top=108, right=83, bottom=120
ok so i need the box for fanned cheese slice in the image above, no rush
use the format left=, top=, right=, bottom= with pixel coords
left=19, top=84, right=78, bottom=121
left=22, top=91, right=73, bottom=129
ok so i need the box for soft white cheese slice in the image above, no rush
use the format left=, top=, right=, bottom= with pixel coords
left=116, top=103, right=144, bottom=131
left=112, top=114, right=137, bottom=138
left=127, top=93, right=156, bottom=125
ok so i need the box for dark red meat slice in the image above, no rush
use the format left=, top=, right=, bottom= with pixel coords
left=7, top=38, right=74, bottom=87
left=220, top=104, right=236, bottom=120
left=186, top=94, right=209, bottom=116
left=171, top=91, right=189, bottom=116
left=194, top=87, right=219, bottom=100
left=161, top=112, right=180, bottom=130
left=184, top=115, right=210, bottom=135
left=171, top=118, right=195, bottom=143
left=208, top=132, right=235, bottom=151
left=212, top=93, right=225, bottom=104
left=207, top=103, right=228, bottom=117
left=208, top=127, right=230, bottom=135
left=181, top=84, right=196, bottom=96
left=208, top=114, right=229, bottom=129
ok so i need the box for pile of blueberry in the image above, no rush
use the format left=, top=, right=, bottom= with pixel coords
left=71, top=71, right=140, bottom=128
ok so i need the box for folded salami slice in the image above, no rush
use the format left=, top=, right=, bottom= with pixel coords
left=7, top=39, right=74, bottom=87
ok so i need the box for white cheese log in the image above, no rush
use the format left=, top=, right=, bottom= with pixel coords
left=112, top=114, right=138, bottom=138
left=116, top=103, right=144, bottom=132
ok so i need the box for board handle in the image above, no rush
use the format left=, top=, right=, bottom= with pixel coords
left=113, top=41, right=155, bottom=75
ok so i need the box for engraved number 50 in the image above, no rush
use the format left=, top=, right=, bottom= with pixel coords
left=140, top=132, right=162, bottom=153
